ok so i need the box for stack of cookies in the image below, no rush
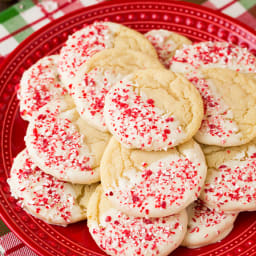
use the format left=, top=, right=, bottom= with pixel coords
left=8, top=21, right=256, bottom=256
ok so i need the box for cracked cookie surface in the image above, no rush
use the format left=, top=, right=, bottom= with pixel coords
left=18, top=55, right=67, bottom=121
left=182, top=199, right=237, bottom=248
left=87, top=185, right=187, bottom=256
left=8, top=149, right=98, bottom=226
left=72, top=48, right=163, bottom=132
left=58, top=21, right=157, bottom=89
left=190, top=68, right=256, bottom=146
left=200, top=140, right=256, bottom=212
left=25, top=96, right=111, bottom=184
left=100, top=138, right=207, bottom=217
left=171, top=42, right=256, bottom=146
left=104, top=69, right=204, bottom=150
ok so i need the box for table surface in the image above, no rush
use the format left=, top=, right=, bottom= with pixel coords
left=0, top=0, right=256, bottom=255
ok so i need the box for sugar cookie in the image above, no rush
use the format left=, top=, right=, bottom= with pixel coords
left=8, top=149, right=98, bottom=226
left=192, top=69, right=256, bottom=146
left=145, top=29, right=191, bottom=68
left=101, top=138, right=207, bottom=217
left=171, top=41, right=256, bottom=74
left=18, top=55, right=67, bottom=121
left=58, top=22, right=157, bottom=89
left=200, top=141, right=256, bottom=212
left=182, top=199, right=237, bottom=248
left=25, top=96, right=111, bottom=184
left=87, top=185, right=187, bottom=256
left=104, top=69, right=203, bottom=150
left=171, top=42, right=256, bottom=146
left=72, top=48, right=163, bottom=131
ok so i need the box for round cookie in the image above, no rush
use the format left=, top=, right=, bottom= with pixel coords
left=101, top=138, right=207, bottom=217
left=145, top=29, right=192, bottom=68
left=171, top=41, right=256, bottom=74
left=87, top=185, right=188, bottom=256
left=18, top=55, right=67, bottom=121
left=7, top=149, right=98, bottom=226
left=200, top=140, right=256, bottom=212
left=182, top=199, right=238, bottom=248
left=58, top=21, right=157, bottom=88
left=192, top=68, right=256, bottom=146
left=72, top=48, right=164, bottom=131
left=104, top=69, right=204, bottom=150
left=25, top=96, right=111, bottom=184
left=171, top=42, right=256, bottom=147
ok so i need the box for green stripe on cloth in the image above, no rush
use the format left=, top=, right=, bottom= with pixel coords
left=3, top=14, right=28, bottom=34
left=0, top=219, right=10, bottom=236
left=240, top=0, right=256, bottom=9
left=14, top=27, right=34, bottom=43
left=0, top=7, right=19, bottom=23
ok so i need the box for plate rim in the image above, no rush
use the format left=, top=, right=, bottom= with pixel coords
left=1, top=1, right=256, bottom=255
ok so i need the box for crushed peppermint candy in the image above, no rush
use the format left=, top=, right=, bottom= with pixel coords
left=104, top=81, right=186, bottom=150
left=188, top=75, right=241, bottom=145
left=201, top=144, right=256, bottom=211
left=106, top=156, right=203, bottom=217
left=7, top=150, right=76, bottom=224
left=58, top=22, right=117, bottom=87
left=171, top=41, right=256, bottom=73
left=90, top=206, right=186, bottom=256
left=170, top=42, right=256, bottom=146
left=188, top=199, right=236, bottom=230
left=26, top=101, right=96, bottom=183
left=18, top=55, right=67, bottom=121
left=145, top=30, right=177, bottom=68
left=73, top=67, right=124, bottom=131
left=183, top=199, right=237, bottom=247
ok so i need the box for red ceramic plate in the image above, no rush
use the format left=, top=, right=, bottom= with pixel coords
left=0, top=1, right=256, bottom=255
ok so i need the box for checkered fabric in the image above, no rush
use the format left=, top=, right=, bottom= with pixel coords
left=0, top=0, right=104, bottom=61
left=0, top=0, right=256, bottom=255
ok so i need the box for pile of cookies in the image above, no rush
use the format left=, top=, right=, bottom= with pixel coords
left=8, top=21, right=256, bottom=256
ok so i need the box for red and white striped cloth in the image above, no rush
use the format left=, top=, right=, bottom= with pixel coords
left=0, top=233, right=37, bottom=256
